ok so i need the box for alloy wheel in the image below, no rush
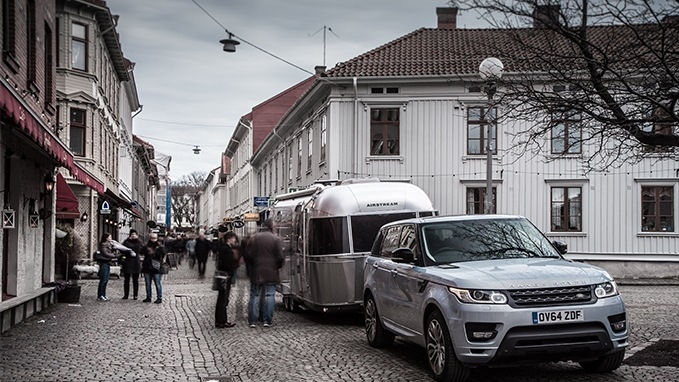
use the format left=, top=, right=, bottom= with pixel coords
left=427, top=318, right=446, bottom=376
left=365, top=298, right=377, bottom=341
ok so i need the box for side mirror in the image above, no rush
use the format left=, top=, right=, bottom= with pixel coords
left=552, top=240, right=568, bottom=255
left=391, top=248, right=415, bottom=264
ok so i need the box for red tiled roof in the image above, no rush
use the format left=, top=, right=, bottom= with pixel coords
left=326, top=24, right=676, bottom=78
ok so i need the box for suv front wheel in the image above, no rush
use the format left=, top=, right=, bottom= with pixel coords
left=425, top=310, right=469, bottom=382
left=364, top=293, right=394, bottom=348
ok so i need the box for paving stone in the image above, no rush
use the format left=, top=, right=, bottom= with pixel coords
left=0, top=257, right=678, bottom=381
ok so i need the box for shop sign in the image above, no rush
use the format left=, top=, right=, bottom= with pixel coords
left=100, top=201, right=111, bottom=215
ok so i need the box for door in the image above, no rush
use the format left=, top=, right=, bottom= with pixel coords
left=373, top=225, right=402, bottom=326
left=391, top=224, right=427, bottom=333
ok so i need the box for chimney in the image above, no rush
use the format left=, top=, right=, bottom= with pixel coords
left=533, top=4, right=561, bottom=29
left=436, top=7, right=458, bottom=29
left=314, top=65, right=326, bottom=76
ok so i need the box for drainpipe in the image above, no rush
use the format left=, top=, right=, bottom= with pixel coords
left=131, top=105, right=143, bottom=119
left=352, top=77, right=358, bottom=177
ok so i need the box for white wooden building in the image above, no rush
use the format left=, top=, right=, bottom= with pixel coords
left=247, top=8, right=678, bottom=278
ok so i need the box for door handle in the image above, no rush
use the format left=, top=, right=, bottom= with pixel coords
left=372, top=263, right=378, bottom=269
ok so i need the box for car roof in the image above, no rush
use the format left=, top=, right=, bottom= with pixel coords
left=380, top=214, right=526, bottom=230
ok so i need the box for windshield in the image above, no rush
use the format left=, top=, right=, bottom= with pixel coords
left=351, top=213, right=416, bottom=252
left=421, top=218, right=560, bottom=264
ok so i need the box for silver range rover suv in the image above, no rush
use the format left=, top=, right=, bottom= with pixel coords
left=363, top=215, right=628, bottom=382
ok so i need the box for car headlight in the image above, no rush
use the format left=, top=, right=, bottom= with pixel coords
left=594, top=281, right=618, bottom=298
left=448, top=287, right=508, bottom=304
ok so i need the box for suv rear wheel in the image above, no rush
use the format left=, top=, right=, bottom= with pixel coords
left=425, top=310, right=469, bottom=382
left=364, top=294, right=394, bottom=348
left=579, top=350, right=625, bottom=372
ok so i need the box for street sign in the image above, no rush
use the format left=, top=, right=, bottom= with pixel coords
left=243, top=213, right=259, bottom=222
left=253, top=196, right=269, bottom=207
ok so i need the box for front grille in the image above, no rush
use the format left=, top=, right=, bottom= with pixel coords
left=508, top=285, right=593, bottom=307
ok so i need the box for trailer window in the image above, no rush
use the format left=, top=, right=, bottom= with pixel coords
left=310, top=217, right=350, bottom=255
left=351, top=213, right=416, bottom=252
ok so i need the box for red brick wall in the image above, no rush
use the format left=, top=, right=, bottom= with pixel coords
left=251, top=76, right=315, bottom=153
left=1, top=0, right=57, bottom=128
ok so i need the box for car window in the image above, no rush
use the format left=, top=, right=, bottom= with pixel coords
left=380, top=226, right=402, bottom=257
left=350, top=212, right=416, bottom=252
left=399, top=224, right=419, bottom=259
left=421, top=218, right=560, bottom=264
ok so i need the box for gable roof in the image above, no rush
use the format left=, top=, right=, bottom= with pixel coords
left=325, top=24, right=677, bottom=78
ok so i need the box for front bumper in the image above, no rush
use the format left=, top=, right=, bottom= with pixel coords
left=440, top=294, right=628, bottom=365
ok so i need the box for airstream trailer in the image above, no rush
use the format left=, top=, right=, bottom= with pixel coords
left=271, top=179, right=435, bottom=312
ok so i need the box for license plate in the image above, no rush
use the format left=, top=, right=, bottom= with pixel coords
left=532, top=309, right=584, bottom=324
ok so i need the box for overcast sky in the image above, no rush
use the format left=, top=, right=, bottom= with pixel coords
left=110, top=0, right=485, bottom=178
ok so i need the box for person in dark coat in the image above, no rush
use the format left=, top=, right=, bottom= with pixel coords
left=121, top=229, right=143, bottom=300
left=194, top=232, right=211, bottom=277
left=214, top=232, right=240, bottom=328
left=96, top=233, right=116, bottom=301
left=245, top=220, right=283, bottom=327
left=141, top=233, right=166, bottom=303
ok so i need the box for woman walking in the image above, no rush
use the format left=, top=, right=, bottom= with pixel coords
left=96, top=233, right=117, bottom=301
left=141, top=233, right=166, bottom=304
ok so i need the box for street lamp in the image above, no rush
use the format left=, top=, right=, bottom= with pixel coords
left=478, top=57, right=503, bottom=214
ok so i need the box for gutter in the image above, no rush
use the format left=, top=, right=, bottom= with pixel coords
left=131, top=105, right=143, bottom=119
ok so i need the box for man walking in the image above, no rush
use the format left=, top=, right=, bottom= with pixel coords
left=245, top=220, right=283, bottom=327
left=121, top=229, right=143, bottom=300
left=214, top=232, right=239, bottom=328
left=195, top=232, right=211, bottom=277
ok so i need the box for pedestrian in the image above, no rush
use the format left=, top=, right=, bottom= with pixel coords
left=195, top=232, right=211, bottom=277
left=96, top=233, right=116, bottom=301
left=245, top=219, right=284, bottom=327
left=141, top=232, right=166, bottom=303
left=121, top=229, right=143, bottom=300
left=214, top=231, right=240, bottom=328
left=186, top=234, right=197, bottom=269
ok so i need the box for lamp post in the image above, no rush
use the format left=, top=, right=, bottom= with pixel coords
left=479, top=57, right=503, bottom=214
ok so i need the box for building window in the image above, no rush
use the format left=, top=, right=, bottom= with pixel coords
left=274, top=154, right=279, bottom=192
left=297, top=137, right=302, bottom=178
left=551, top=187, right=582, bottom=232
left=320, top=114, right=327, bottom=163
left=44, top=22, right=53, bottom=105
left=641, top=186, right=674, bottom=232
left=26, top=0, right=36, bottom=84
left=262, top=166, right=267, bottom=195
left=71, top=22, right=87, bottom=71
left=2, top=0, right=17, bottom=65
left=466, top=187, right=496, bottom=214
left=467, top=107, right=497, bottom=155
left=551, top=110, right=581, bottom=154
left=288, top=144, right=293, bottom=183
left=69, top=108, right=86, bottom=156
left=307, top=127, right=313, bottom=171
left=370, top=108, right=400, bottom=155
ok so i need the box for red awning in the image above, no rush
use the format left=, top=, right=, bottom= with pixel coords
left=56, top=173, right=80, bottom=219
left=0, top=81, right=105, bottom=194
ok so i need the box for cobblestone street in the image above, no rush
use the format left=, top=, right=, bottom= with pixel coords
left=1, top=259, right=678, bottom=382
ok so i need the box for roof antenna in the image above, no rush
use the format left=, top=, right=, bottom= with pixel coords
left=309, top=25, right=340, bottom=67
